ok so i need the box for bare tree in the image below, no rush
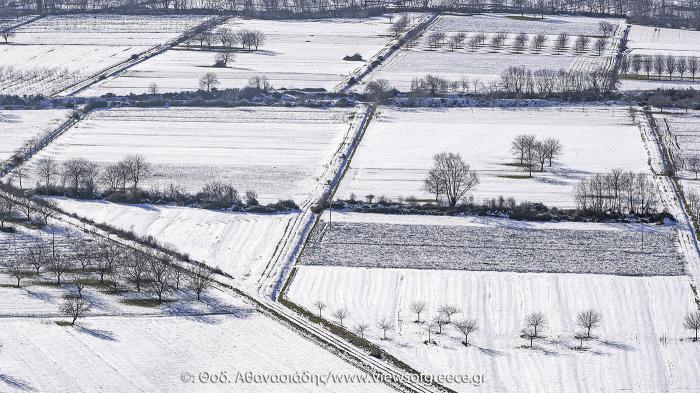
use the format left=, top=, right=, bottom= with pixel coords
left=512, top=32, right=528, bottom=52
left=7, top=259, right=31, bottom=288
left=525, top=312, right=547, bottom=337
left=573, top=36, right=590, bottom=53
left=490, top=32, right=507, bottom=51
left=35, top=199, right=57, bottom=226
left=511, top=134, right=537, bottom=166
left=554, top=33, right=569, bottom=53
left=424, top=322, right=436, bottom=343
left=189, top=264, right=214, bottom=301
left=531, top=34, right=547, bottom=51
left=124, top=250, right=148, bottom=292
left=598, top=20, right=615, bottom=37
left=215, top=48, right=235, bottom=67
left=410, top=300, right=426, bottom=323
left=427, top=31, right=445, bottom=48
left=425, top=152, right=479, bottom=208
left=574, top=331, right=587, bottom=350
left=199, top=72, right=220, bottom=91
left=454, top=319, right=478, bottom=346
left=533, top=142, right=548, bottom=171
left=377, top=318, right=394, bottom=340
left=686, top=155, right=700, bottom=179
left=577, top=309, right=602, bottom=338
left=70, top=274, right=86, bottom=298
left=331, top=307, right=349, bottom=327
left=149, top=257, right=172, bottom=303
left=313, top=300, right=327, bottom=317
left=433, top=314, right=449, bottom=334
left=35, top=157, right=58, bottom=193
left=653, top=54, right=665, bottom=79
left=26, top=240, right=47, bottom=274
left=60, top=296, right=90, bottom=325
left=438, top=304, right=460, bottom=323
left=677, top=56, right=688, bottom=79
left=688, top=56, right=699, bottom=80
left=49, top=248, right=70, bottom=286
left=666, top=55, right=677, bottom=79
left=542, top=137, right=563, bottom=166
left=354, top=323, right=369, bottom=339
left=684, top=311, right=700, bottom=341
left=123, top=155, right=150, bottom=190
left=364, top=79, right=394, bottom=102
left=521, top=325, right=537, bottom=348
left=1, top=31, right=15, bottom=43
left=594, top=37, right=607, bottom=56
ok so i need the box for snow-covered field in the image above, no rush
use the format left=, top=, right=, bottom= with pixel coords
left=287, top=265, right=700, bottom=393
left=51, top=198, right=296, bottom=289
left=0, top=109, right=69, bottom=162
left=0, top=286, right=394, bottom=393
left=364, top=14, right=621, bottom=91
left=301, top=213, right=684, bottom=275
left=621, top=24, right=700, bottom=90
left=23, top=107, right=355, bottom=203
left=81, top=16, right=405, bottom=95
left=336, top=106, right=648, bottom=208
left=0, top=14, right=210, bottom=96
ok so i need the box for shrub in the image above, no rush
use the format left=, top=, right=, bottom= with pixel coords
left=343, top=53, right=364, bottom=61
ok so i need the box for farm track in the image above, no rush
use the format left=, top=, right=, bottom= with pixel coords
left=638, top=108, right=700, bottom=306
left=53, top=15, right=231, bottom=97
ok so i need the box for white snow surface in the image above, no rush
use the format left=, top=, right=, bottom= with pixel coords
left=287, top=265, right=700, bottom=393
left=0, top=109, right=69, bottom=162
left=336, top=106, right=650, bottom=207
left=80, top=15, right=404, bottom=95
left=51, top=198, right=295, bottom=290
left=24, top=107, right=355, bottom=203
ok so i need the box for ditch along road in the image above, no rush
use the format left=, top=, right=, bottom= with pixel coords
left=637, top=108, right=700, bottom=307
left=0, top=103, right=448, bottom=393
left=53, top=15, right=231, bottom=97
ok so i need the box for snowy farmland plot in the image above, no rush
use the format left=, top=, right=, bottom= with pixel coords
left=51, top=198, right=297, bottom=289
left=621, top=25, right=700, bottom=90
left=0, top=14, right=211, bottom=96
left=0, top=109, right=69, bottom=162
left=0, top=291, right=395, bottom=393
left=336, top=106, right=649, bottom=208
left=364, top=14, right=622, bottom=91
left=23, top=107, right=355, bottom=203
left=300, top=213, right=684, bottom=276
left=80, top=15, right=410, bottom=95
left=287, top=266, right=700, bottom=393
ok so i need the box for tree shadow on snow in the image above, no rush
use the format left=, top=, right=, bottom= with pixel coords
left=598, top=339, right=635, bottom=352
left=474, top=345, right=506, bottom=357
left=76, top=326, right=118, bottom=342
left=25, top=289, right=55, bottom=304
left=0, top=374, right=36, bottom=392
left=163, top=293, right=253, bottom=325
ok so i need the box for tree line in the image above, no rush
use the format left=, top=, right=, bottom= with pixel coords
left=313, top=299, right=700, bottom=348
left=621, top=54, right=700, bottom=82
left=574, top=169, right=659, bottom=214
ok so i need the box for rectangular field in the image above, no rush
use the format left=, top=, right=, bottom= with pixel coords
left=81, top=15, right=408, bottom=95
left=364, top=14, right=622, bottom=91
left=286, top=265, right=700, bottom=393
left=0, top=109, right=69, bottom=162
left=24, top=107, right=355, bottom=203
left=52, top=198, right=295, bottom=289
left=0, top=15, right=210, bottom=96
left=336, top=106, right=649, bottom=208
left=300, top=213, right=684, bottom=276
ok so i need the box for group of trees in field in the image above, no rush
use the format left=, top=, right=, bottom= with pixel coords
left=510, top=134, right=563, bottom=177
left=620, top=54, right=700, bottom=81
left=0, top=229, right=215, bottom=325
left=314, top=299, right=700, bottom=349
left=423, top=152, right=479, bottom=208
left=424, top=30, right=609, bottom=57
left=189, top=28, right=267, bottom=67
left=197, top=73, right=272, bottom=92
left=574, top=169, right=659, bottom=214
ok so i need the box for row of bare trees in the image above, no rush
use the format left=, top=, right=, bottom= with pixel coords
left=425, top=31, right=608, bottom=56
left=26, top=154, right=151, bottom=196
left=574, top=169, right=659, bottom=214
left=621, top=54, right=700, bottom=81
left=511, top=134, right=563, bottom=177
